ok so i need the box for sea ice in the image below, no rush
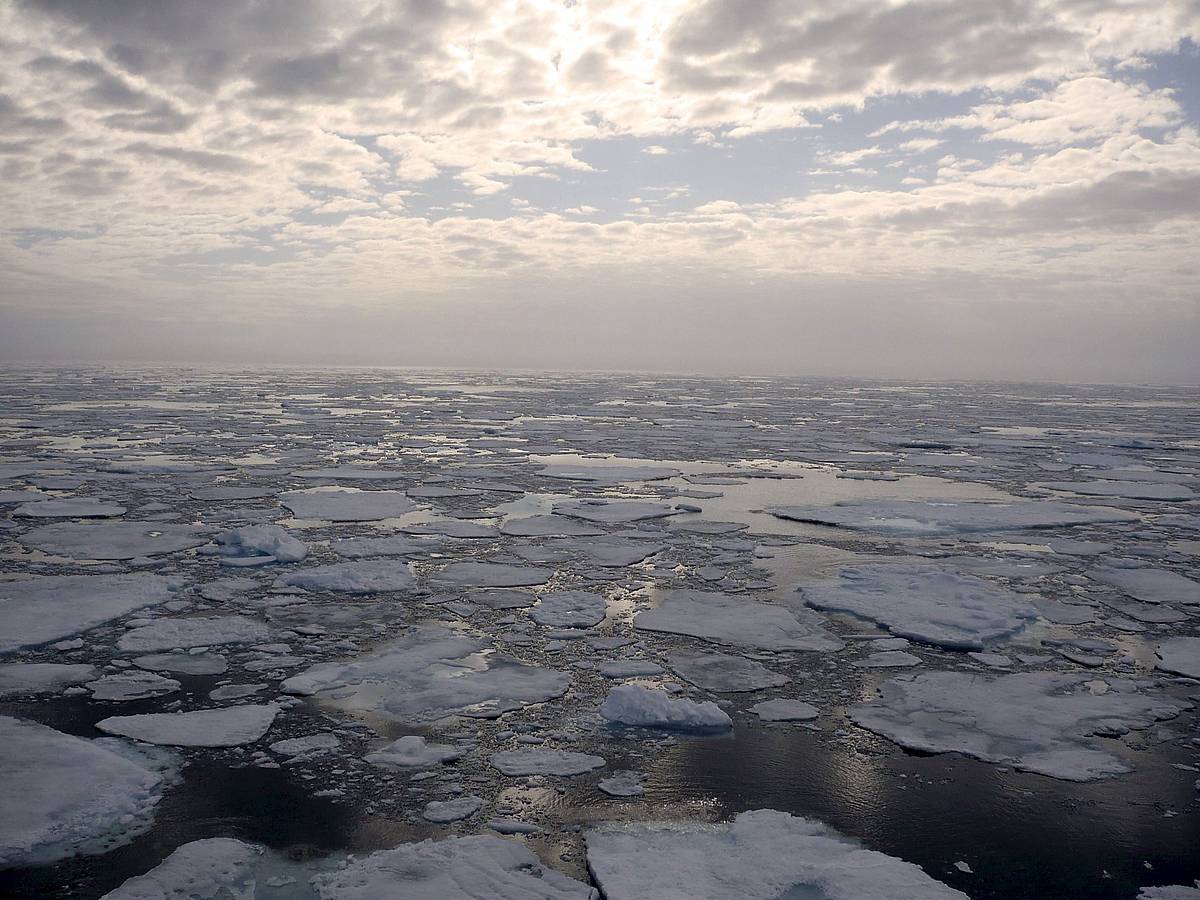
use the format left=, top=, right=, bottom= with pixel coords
left=13, top=499, right=126, bottom=518
left=539, top=464, right=679, bottom=483
left=771, top=499, right=1137, bottom=535
left=19, top=522, right=210, bottom=560
left=501, top=515, right=604, bottom=537
left=118, top=615, right=274, bottom=652
left=489, top=748, right=607, bottom=776
left=275, top=559, right=414, bottom=594
left=750, top=699, right=819, bottom=721
left=1038, top=481, right=1195, bottom=501
left=331, top=534, right=431, bottom=558
left=1090, top=568, right=1200, bottom=606
left=530, top=590, right=608, bottom=628
left=269, top=733, right=340, bottom=756
left=799, top=564, right=1039, bottom=650
left=598, top=770, right=646, bottom=797
left=1155, top=638, right=1200, bottom=679
left=599, top=685, right=732, bottom=731
left=367, top=735, right=463, bottom=768
left=0, top=574, right=178, bottom=654
left=435, top=561, right=552, bottom=587
left=88, top=670, right=181, bottom=701
left=423, top=796, right=483, bottom=823
left=96, top=704, right=279, bottom=747
left=553, top=499, right=681, bottom=524
left=635, top=590, right=843, bottom=652
left=132, top=653, right=228, bottom=675
left=598, top=660, right=665, bottom=678
left=282, top=625, right=570, bottom=721
left=0, top=662, right=97, bottom=698
left=668, top=651, right=788, bottom=692
left=211, top=524, right=306, bottom=564
left=0, top=717, right=173, bottom=866
left=851, top=671, right=1186, bottom=781
left=279, top=487, right=418, bottom=522
left=584, top=809, right=966, bottom=899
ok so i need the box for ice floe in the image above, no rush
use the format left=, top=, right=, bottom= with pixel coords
left=635, top=590, right=843, bottom=652
left=529, top=590, right=608, bottom=628
left=367, top=735, right=463, bottom=768
left=0, top=716, right=174, bottom=866
left=799, top=564, right=1039, bottom=650
left=118, top=615, right=274, bottom=652
left=13, top=498, right=126, bottom=518
left=584, top=809, right=966, bottom=899
left=210, top=524, right=306, bottom=564
left=553, top=499, right=681, bottom=524
left=0, top=574, right=179, bottom=654
left=668, top=651, right=788, bottom=692
left=599, top=685, right=732, bottom=731
left=489, top=748, right=607, bottom=776
left=0, top=662, right=97, bottom=698
left=851, top=671, right=1187, bottom=781
left=279, top=487, right=419, bottom=521
left=96, top=704, right=279, bottom=747
left=88, top=670, right=181, bottom=701
left=771, top=499, right=1137, bottom=535
left=18, top=522, right=210, bottom=560
left=750, top=699, right=819, bottom=721
left=282, top=625, right=570, bottom=721
left=275, top=559, right=414, bottom=593
left=1155, top=638, right=1200, bottom=679
left=436, top=561, right=552, bottom=587
left=1090, top=568, right=1200, bottom=606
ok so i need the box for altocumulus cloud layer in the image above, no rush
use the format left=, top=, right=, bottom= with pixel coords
left=1, top=0, right=1198, bottom=380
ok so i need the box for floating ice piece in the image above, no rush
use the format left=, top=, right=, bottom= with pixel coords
left=771, top=499, right=1137, bottom=535
left=1038, top=481, right=1195, bottom=501
left=599, top=770, right=646, bottom=797
left=0, top=574, right=178, bottom=654
left=1090, top=568, right=1200, bottom=606
left=854, top=650, right=923, bottom=668
left=0, top=716, right=173, bottom=867
left=851, top=671, right=1186, bottom=781
left=436, top=561, right=552, bottom=587
left=269, top=733, right=340, bottom=756
left=19, top=522, right=210, bottom=560
left=292, top=466, right=406, bottom=480
left=669, top=520, right=748, bottom=534
left=471, top=589, right=536, bottom=610
left=635, top=590, right=843, bottom=652
left=282, top=625, right=569, bottom=721
left=212, top=524, right=306, bottom=563
left=0, top=663, right=97, bottom=698
left=800, top=565, right=1039, bottom=650
left=530, top=590, right=607, bottom=628
left=668, top=651, right=788, bottom=692
left=584, top=809, right=966, bottom=899
left=487, top=818, right=543, bottom=835
left=97, top=704, right=279, bottom=747
left=751, top=699, right=819, bottom=722
left=1156, top=638, right=1200, bottom=679
left=132, top=653, right=228, bottom=675
left=553, top=499, right=681, bottom=524
left=1137, top=886, right=1200, bottom=899
left=99, top=838, right=264, bottom=899
left=279, top=487, right=418, bottom=521
left=540, top=464, right=679, bottom=483
left=118, top=615, right=274, bottom=652
left=13, top=499, right=126, bottom=518
left=275, top=559, right=414, bottom=594
left=88, top=670, right=181, bottom=701
left=489, top=748, right=607, bottom=776
left=331, top=534, right=431, bottom=558
left=189, top=485, right=275, bottom=501
left=402, top=520, right=499, bottom=538
left=424, top=795, right=483, bottom=823
left=367, top=735, right=463, bottom=768
left=501, top=515, right=604, bottom=537
left=310, top=834, right=594, bottom=898
left=599, top=685, right=732, bottom=731
left=598, top=660, right=664, bottom=678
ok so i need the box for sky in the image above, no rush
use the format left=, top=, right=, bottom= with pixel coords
left=1, top=0, right=1199, bottom=382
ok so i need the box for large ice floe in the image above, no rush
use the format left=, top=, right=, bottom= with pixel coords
left=96, top=704, right=280, bottom=747
left=17, top=521, right=211, bottom=559
left=282, top=625, right=570, bottom=720
left=489, top=748, right=607, bottom=776
left=435, top=561, right=553, bottom=587
left=667, top=651, right=789, bottom=692
left=12, top=498, right=126, bottom=518
left=0, top=573, right=179, bottom=654
left=208, top=523, right=306, bottom=564
left=798, top=564, right=1040, bottom=649
left=101, top=834, right=596, bottom=899
left=274, top=559, right=415, bottom=593
left=117, top=615, right=274, bottom=652
left=770, top=498, right=1138, bottom=535
left=529, top=590, right=608, bottom=627
left=599, top=684, right=732, bottom=731
left=851, top=671, right=1188, bottom=780
left=1089, top=567, right=1200, bottom=606
left=635, top=590, right=843, bottom=652
left=0, top=662, right=97, bottom=698
left=584, top=809, right=966, bottom=899
left=279, top=487, right=419, bottom=521
left=1155, top=637, right=1200, bottom=679
left=552, top=499, right=681, bottom=524
left=1, top=716, right=175, bottom=867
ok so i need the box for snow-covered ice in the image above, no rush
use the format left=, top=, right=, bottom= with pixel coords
left=18, top=522, right=211, bottom=559
left=584, top=809, right=967, bottom=899
left=435, top=561, right=553, bottom=587
left=599, top=684, right=732, bottom=731
left=750, top=699, right=819, bottom=722
left=96, top=704, right=280, bottom=747
left=771, top=499, right=1137, bottom=535
left=635, top=590, right=843, bottom=652
left=367, top=735, right=463, bottom=768
left=489, top=748, right=607, bottom=776
left=0, top=662, right=97, bottom=698
left=530, top=590, right=608, bottom=628
left=668, top=651, right=789, bottom=692
left=275, top=559, right=414, bottom=593
left=1155, top=638, right=1200, bottom=679
left=210, top=524, right=306, bottom=564
left=118, top=615, right=274, bottom=652
left=279, top=487, right=419, bottom=521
